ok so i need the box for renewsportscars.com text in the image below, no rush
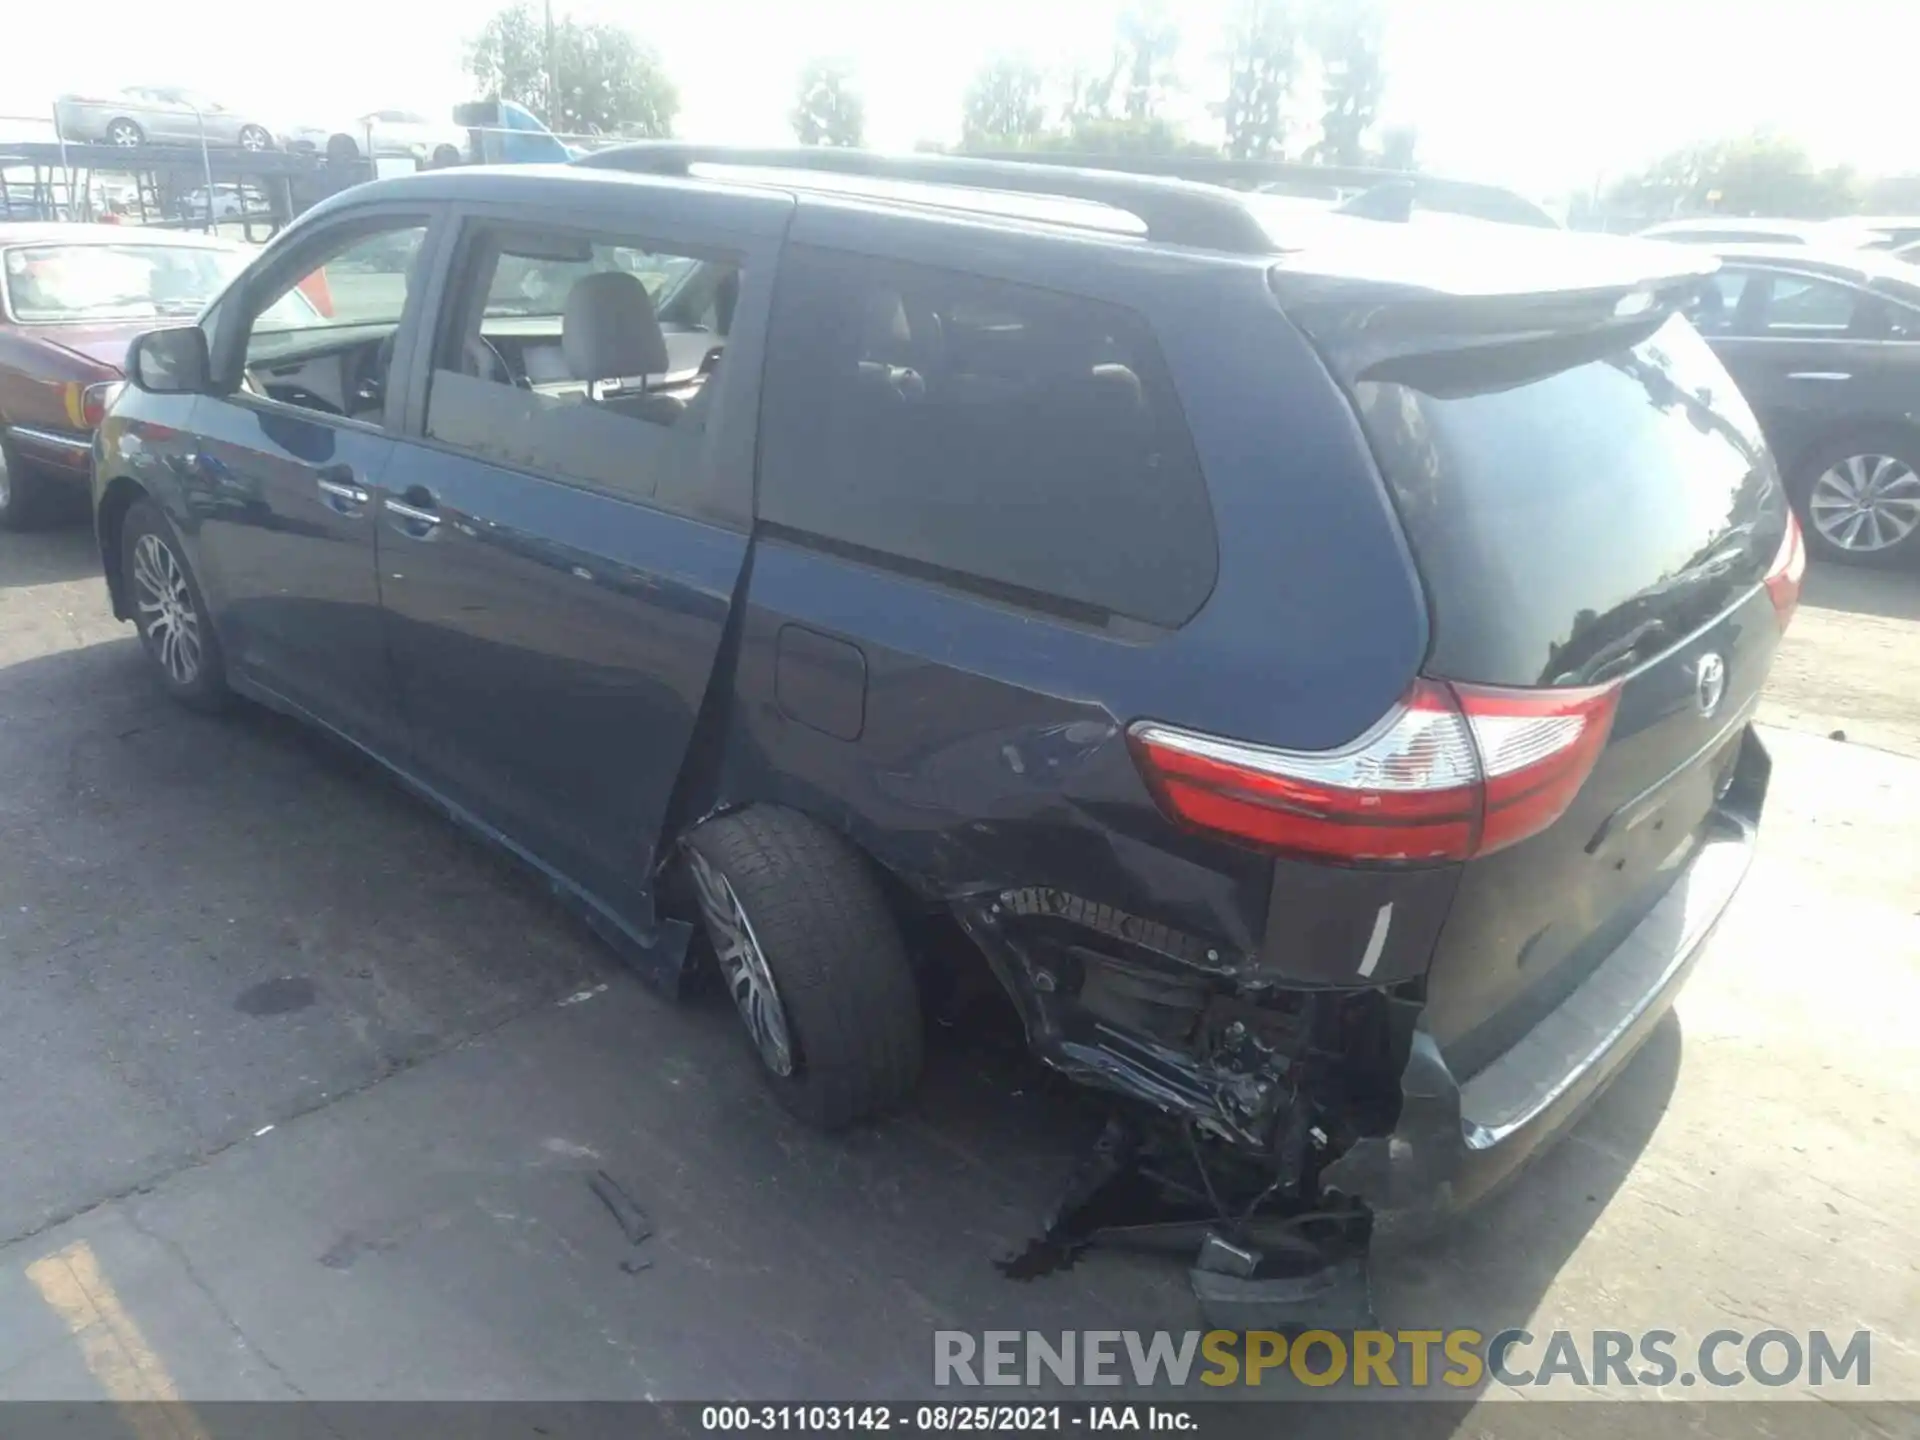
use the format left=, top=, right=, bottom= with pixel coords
left=933, top=1328, right=1873, bottom=1391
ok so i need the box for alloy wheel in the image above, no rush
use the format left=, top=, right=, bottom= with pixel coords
left=107, top=122, right=141, bottom=147
left=1809, top=454, right=1920, bottom=554
left=687, top=846, right=796, bottom=1077
left=131, top=532, right=203, bottom=686
left=240, top=128, right=268, bottom=152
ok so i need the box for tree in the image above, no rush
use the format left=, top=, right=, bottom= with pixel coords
left=1309, top=0, right=1385, bottom=167
left=791, top=60, right=866, bottom=147
left=1115, top=2, right=1181, bottom=121
left=1374, top=123, right=1418, bottom=172
left=466, top=3, right=678, bottom=136
left=1608, top=132, right=1857, bottom=219
left=961, top=57, right=1047, bottom=149
left=1217, top=0, right=1303, bottom=160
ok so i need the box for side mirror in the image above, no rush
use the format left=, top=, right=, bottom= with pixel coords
left=129, top=327, right=210, bottom=395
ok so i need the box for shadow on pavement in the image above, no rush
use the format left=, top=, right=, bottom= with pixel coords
left=0, top=636, right=1682, bottom=1412
left=1800, top=556, right=1920, bottom=623
left=0, top=514, right=100, bottom=589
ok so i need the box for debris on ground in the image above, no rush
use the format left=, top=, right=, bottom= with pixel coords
left=588, top=1167, right=654, bottom=1264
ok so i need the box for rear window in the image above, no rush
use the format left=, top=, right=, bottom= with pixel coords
left=757, top=245, right=1217, bottom=628
left=1353, top=314, right=1786, bottom=687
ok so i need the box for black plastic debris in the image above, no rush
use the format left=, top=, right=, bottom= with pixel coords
left=1000, top=1111, right=1377, bottom=1330
left=588, top=1169, right=653, bottom=1247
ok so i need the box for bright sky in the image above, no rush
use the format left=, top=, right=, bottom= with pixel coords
left=2, top=1, right=1914, bottom=197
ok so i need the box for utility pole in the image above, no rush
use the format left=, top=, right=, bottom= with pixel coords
left=545, top=0, right=559, bottom=130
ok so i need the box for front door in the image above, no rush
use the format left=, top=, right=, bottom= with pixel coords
left=185, top=212, right=439, bottom=755
left=377, top=198, right=781, bottom=929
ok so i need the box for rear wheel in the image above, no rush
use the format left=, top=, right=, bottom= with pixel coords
left=105, top=118, right=144, bottom=147
left=238, top=125, right=272, bottom=152
left=1792, top=432, right=1920, bottom=566
left=325, top=133, right=359, bottom=167
left=685, top=807, right=923, bottom=1129
left=121, top=500, right=227, bottom=709
left=0, top=438, right=49, bottom=531
left=429, top=144, right=461, bottom=169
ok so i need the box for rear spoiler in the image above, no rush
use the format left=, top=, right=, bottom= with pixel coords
left=1273, top=243, right=1720, bottom=374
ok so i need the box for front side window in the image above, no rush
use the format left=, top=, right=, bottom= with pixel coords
left=4, top=243, right=259, bottom=324
left=757, top=247, right=1217, bottom=628
left=422, top=220, right=736, bottom=500
left=239, top=220, right=427, bottom=419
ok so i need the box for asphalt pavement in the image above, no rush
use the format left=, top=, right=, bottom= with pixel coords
left=1, top=517, right=1915, bottom=1432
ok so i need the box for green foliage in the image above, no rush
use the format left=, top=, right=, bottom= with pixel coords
left=466, top=2, right=677, bottom=137
left=792, top=59, right=866, bottom=148
left=962, top=57, right=1048, bottom=149
left=1610, top=132, right=1859, bottom=219
left=1308, top=0, right=1385, bottom=166
left=1218, top=0, right=1303, bottom=160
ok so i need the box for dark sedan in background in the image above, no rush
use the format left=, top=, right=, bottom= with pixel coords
left=1687, top=244, right=1920, bottom=565
left=0, top=225, right=305, bottom=528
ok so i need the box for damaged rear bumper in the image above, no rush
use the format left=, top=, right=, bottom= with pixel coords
left=1321, top=809, right=1757, bottom=1241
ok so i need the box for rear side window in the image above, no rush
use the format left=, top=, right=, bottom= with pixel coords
left=758, top=245, right=1217, bottom=627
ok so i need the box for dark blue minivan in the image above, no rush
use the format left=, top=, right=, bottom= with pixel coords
left=92, top=149, right=1801, bottom=1272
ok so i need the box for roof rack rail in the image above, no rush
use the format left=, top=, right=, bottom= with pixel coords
left=965, top=152, right=1558, bottom=229
left=573, top=143, right=1276, bottom=254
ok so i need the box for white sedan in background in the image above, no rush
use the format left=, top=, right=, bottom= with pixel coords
left=284, top=110, right=467, bottom=168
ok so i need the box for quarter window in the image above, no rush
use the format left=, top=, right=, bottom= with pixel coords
left=1756, top=275, right=1859, bottom=334
left=757, top=247, right=1217, bottom=628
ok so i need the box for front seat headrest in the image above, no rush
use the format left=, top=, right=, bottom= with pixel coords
left=563, top=271, right=669, bottom=381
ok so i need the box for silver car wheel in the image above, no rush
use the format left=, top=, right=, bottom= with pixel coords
left=239, top=127, right=269, bottom=152
left=131, top=532, right=202, bottom=686
left=687, top=846, right=796, bottom=1078
left=107, top=121, right=142, bottom=147
left=1810, top=454, right=1920, bottom=553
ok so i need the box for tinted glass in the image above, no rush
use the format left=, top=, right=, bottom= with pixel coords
left=758, top=246, right=1217, bottom=628
left=1759, top=274, right=1857, bottom=333
left=423, top=221, right=735, bottom=501
left=1355, top=315, right=1787, bottom=687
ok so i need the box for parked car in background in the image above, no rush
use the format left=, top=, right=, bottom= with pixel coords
left=285, top=110, right=466, bottom=169
left=54, top=87, right=276, bottom=151
left=0, top=224, right=310, bottom=527
left=174, top=184, right=266, bottom=222
left=90, top=151, right=1797, bottom=1292
left=1687, top=244, right=1920, bottom=564
left=1849, top=217, right=1920, bottom=251
left=1640, top=217, right=1837, bottom=246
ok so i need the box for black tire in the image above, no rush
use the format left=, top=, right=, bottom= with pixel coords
left=105, top=118, right=144, bottom=147
left=685, top=807, right=923, bottom=1129
left=429, top=144, right=462, bottom=169
left=120, top=500, right=228, bottom=710
left=0, top=436, right=48, bottom=531
left=326, top=133, right=360, bottom=167
left=1789, top=429, right=1920, bottom=568
left=238, top=125, right=273, bottom=152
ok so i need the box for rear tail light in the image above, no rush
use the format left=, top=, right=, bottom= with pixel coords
left=1130, top=678, right=1620, bottom=865
left=1764, top=512, right=1805, bottom=631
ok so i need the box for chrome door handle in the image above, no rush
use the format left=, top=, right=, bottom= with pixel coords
left=386, top=499, right=441, bottom=526
left=1787, top=371, right=1852, bottom=381
left=316, top=477, right=370, bottom=504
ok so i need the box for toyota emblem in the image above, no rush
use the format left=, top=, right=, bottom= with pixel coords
left=1695, top=652, right=1727, bottom=718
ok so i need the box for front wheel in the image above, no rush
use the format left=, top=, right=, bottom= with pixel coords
left=326, top=133, right=359, bottom=167
left=238, top=125, right=272, bottom=152
left=105, top=118, right=144, bottom=147
left=1792, top=433, right=1920, bottom=566
left=429, top=144, right=462, bottom=169
left=121, top=500, right=227, bottom=709
left=685, top=807, right=923, bottom=1129
left=0, top=437, right=49, bottom=531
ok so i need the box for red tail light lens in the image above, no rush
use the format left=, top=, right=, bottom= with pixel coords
left=1130, top=679, right=1620, bottom=865
left=81, top=382, right=122, bottom=429
left=1764, top=512, right=1805, bottom=631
